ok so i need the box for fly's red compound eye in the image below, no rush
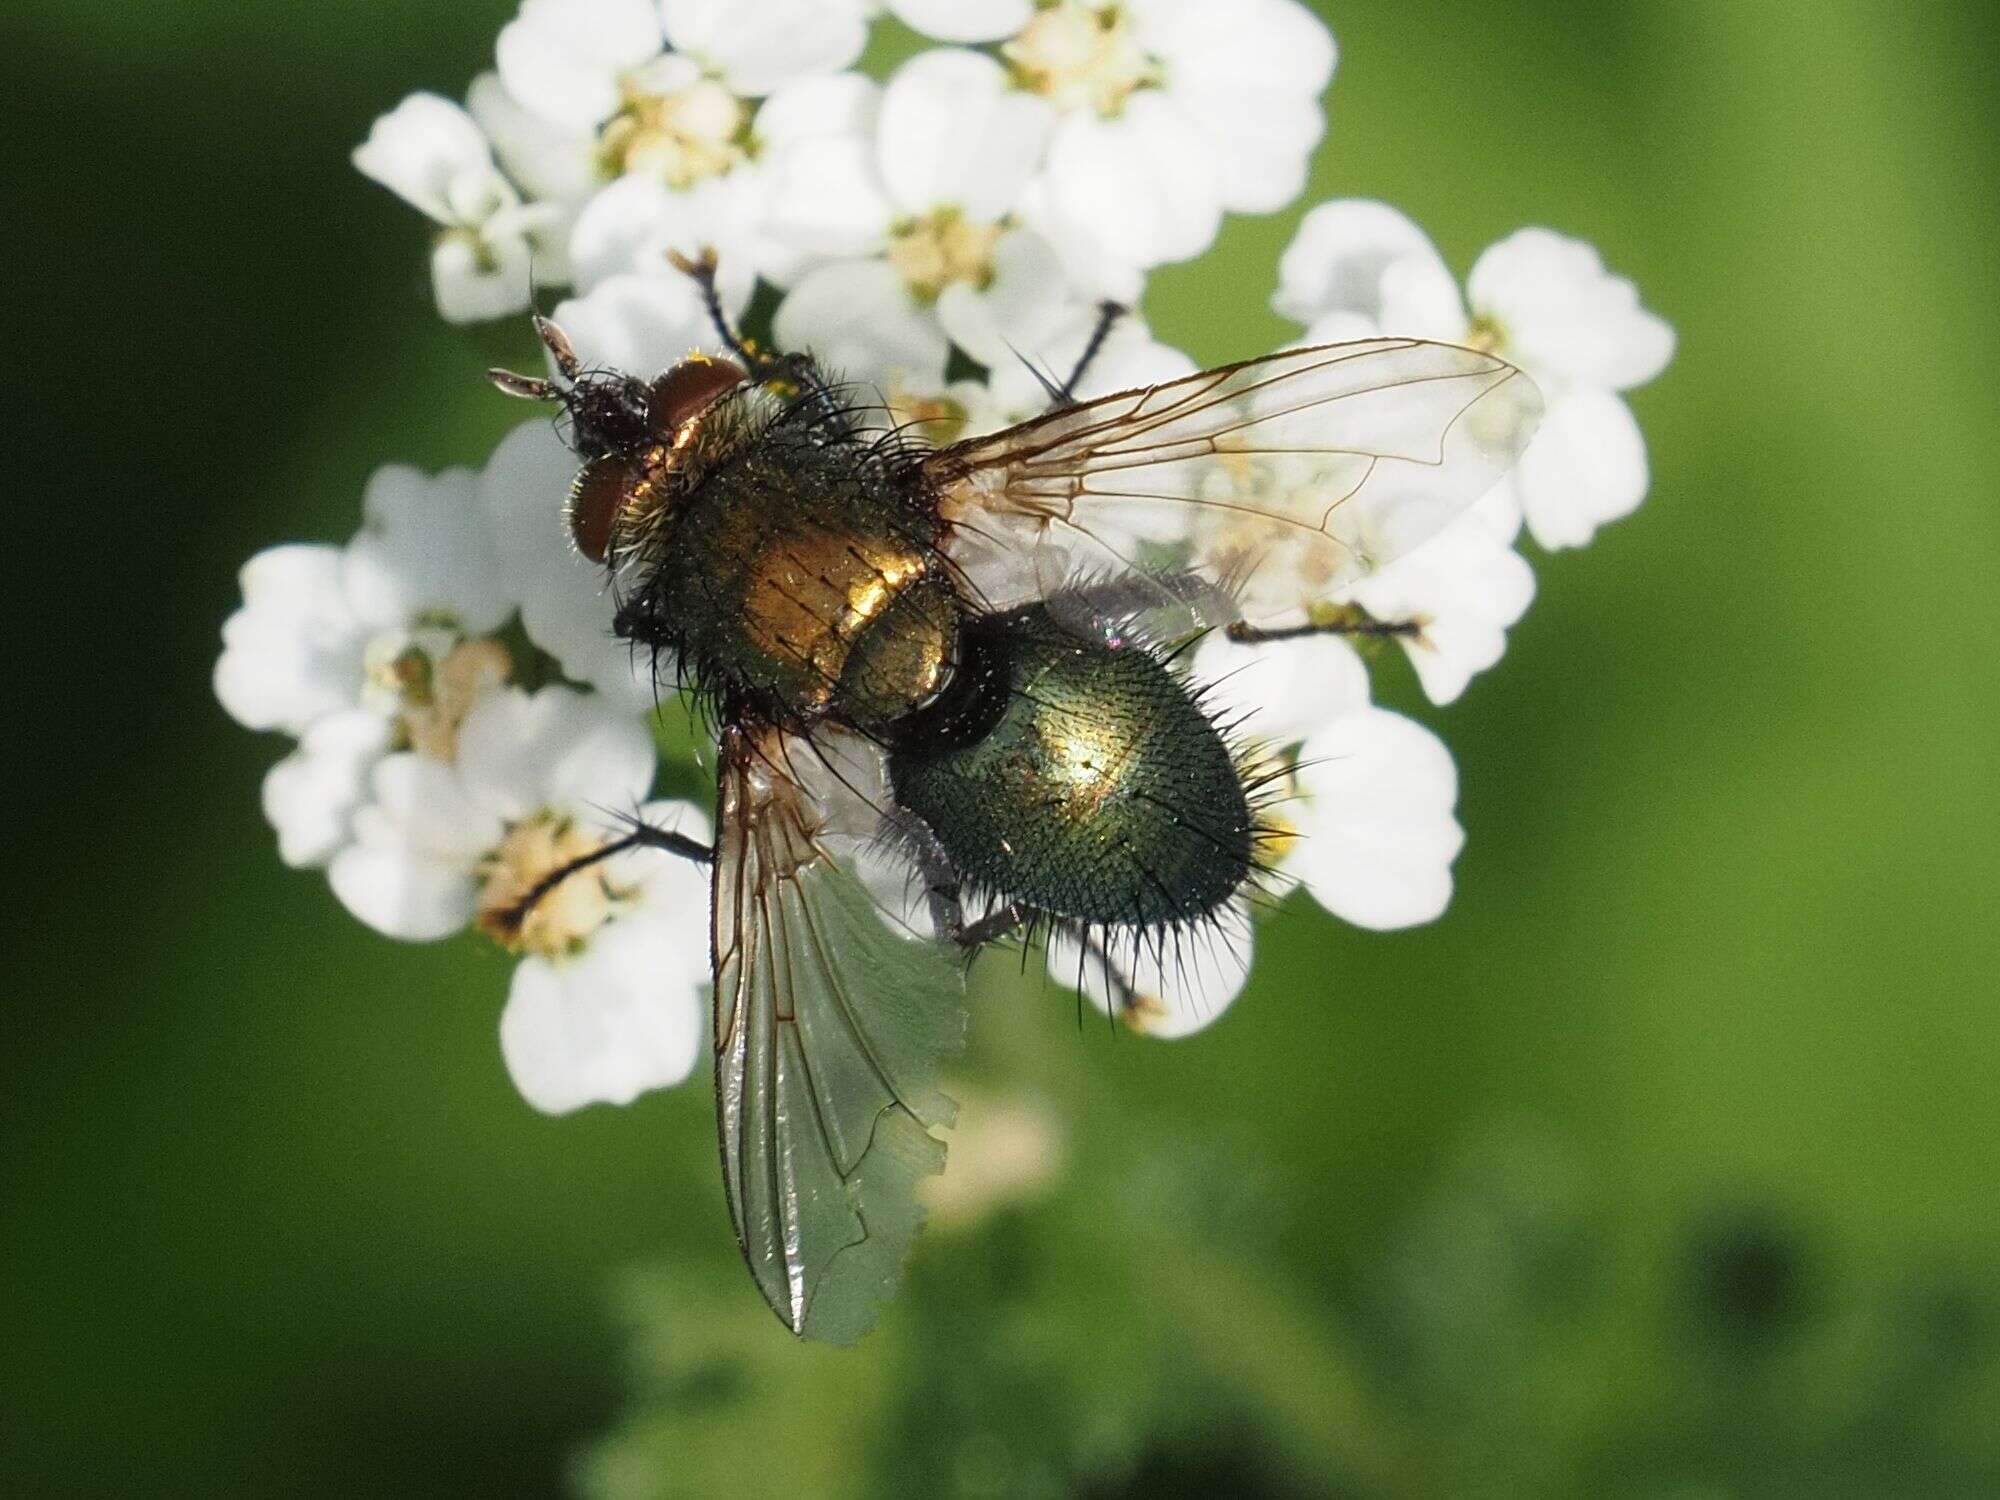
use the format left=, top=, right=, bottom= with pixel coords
left=569, top=454, right=643, bottom=564
left=648, top=358, right=747, bottom=439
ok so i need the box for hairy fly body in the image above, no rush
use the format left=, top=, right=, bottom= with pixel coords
left=489, top=270, right=1541, bottom=1343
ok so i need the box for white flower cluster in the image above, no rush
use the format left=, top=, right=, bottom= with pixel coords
left=220, top=0, right=1672, bottom=1107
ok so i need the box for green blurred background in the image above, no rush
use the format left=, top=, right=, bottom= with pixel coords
left=8, top=1, right=1999, bottom=1494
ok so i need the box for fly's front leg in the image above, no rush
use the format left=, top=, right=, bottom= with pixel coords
left=667, top=248, right=771, bottom=377
left=668, top=249, right=851, bottom=432
left=484, top=812, right=713, bottom=941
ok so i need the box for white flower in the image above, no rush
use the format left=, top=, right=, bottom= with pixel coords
left=329, top=753, right=506, bottom=940
left=1201, top=625, right=1461, bottom=929
left=353, top=93, right=566, bottom=323
left=567, top=173, right=769, bottom=302
left=561, top=73, right=880, bottom=300
left=1277, top=202, right=1674, bottom=549
left=1000, top=0, right=1335, bottom=285
left=479, top=420, right=661, bottom=710
left=216, top=465, right=515, bottom=864
left=1286, top=706, right=1463, bottom=930
left=1192, top=628, right=1370, bottom=749
left=499, top=800, right=712, bottom=1113
left=329, top=687, right=642, bottom=939
left=768, top=51, right=1064, bottom=367
left=328, top=684, right=708, bottom=1111
left=261, top=711, right=393, bottom=869
left=488, top=0, right=865, bottom=197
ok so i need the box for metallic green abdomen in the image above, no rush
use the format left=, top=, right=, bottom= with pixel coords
left=889, top=607, right=1252, bottom=928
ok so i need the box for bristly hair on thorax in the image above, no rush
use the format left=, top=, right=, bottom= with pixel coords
left=598, top=355, right=968, bottom=739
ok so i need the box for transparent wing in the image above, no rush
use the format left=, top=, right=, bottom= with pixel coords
left=710, top=724, right=967, bottom=1344
left=927, top=339, right=1542, bottom=620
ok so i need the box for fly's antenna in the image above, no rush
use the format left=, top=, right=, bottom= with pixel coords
left=487, top=313, right=581, bottom=404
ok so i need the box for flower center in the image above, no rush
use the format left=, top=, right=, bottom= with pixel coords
left=1463, top=312, right=1507, bottom=356
left=600, top=77, right=748, bottom=188
left=362, top=632, right=512, bottom=760
left=1004, top=3, right=1158, bottom=117
left=474, top=813, right=623, bottom=959
left=886, top=208, right=1002, bottom=302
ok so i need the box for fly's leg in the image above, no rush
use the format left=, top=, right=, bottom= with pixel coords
left=487, top=814, right=713, bottom=940
left=667, top=248, right=851, bottom=433
left=904, top=834, right=1029, bottom=954
left=667, top=248, right=770, bottom=376
left=1224, top=609, right=1423, bottom=646
left=1052, top=301, right=1127, bottom=408
left=1084, top=932, right=1140, bottom=1014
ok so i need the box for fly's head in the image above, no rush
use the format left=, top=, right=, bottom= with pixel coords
left=490, top=316, right=748, bottom=566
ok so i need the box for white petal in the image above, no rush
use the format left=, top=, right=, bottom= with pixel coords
left=934, top=227, right=1069, bottom=369
left=1515, top=387, right=1649, bottom=550
left=500, top=911, right=706, bottom=1113
left=550, top=272, right=718, bottom=375
left=1345, top=523, right=1536, bottom=706
left=765, top=133, right=895, bottom=259
left=661, top=0, right=866, bottom=96
left=1046, top=902, right=1255, bottom=1038
left=1015, top=175, right=1147, bottom=305
left=261, top=710, right=393, bottom=869
left=1192, top=631, right=1369, bottom=748
left=774, top=259, right=949, bottom=391
left=877, top=49, right=1052, bottom=220
left=352, top=93, right=510, bottom=228
left=456, top=686, right=656, bottom=822
left=341, top=464, right=512, bottom=634
left=754, top=70, right=879, bottom=153
left=477, top=420, right=661, bottom=709
left=1136, top=0, right=1331, bottom=211
left=430, top=227, right=537, bottom=324
left=886, top=0, right=1029, bottom=43
left=214, top=544, right=364, bottom=735
left=1133, top=0, right=1335, bottom=102
left=1376, top=252, right=1471, bottom=342
left=467, top=71, right=600, bottom=204
left=329, top=846, right=479, bottom=940
left=1186, top=88, right=1323, bottom=213
left=496, top=0, right=665, bottom=130
left=1299, top=308, right=1383, bottom=344
left=1463, top=476, right=1525, bottom=546
left=330, top=754, right=499, bottom=940
left=1288, top=708, right=1462, bottom=930
left=1469, top=228, right=1675, bottom=390
left=1274, top=199, right=1453, bottom=328
left=1044, top=98, right=1221, bottom=270
left=566, top=174, right=764, bottom=303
